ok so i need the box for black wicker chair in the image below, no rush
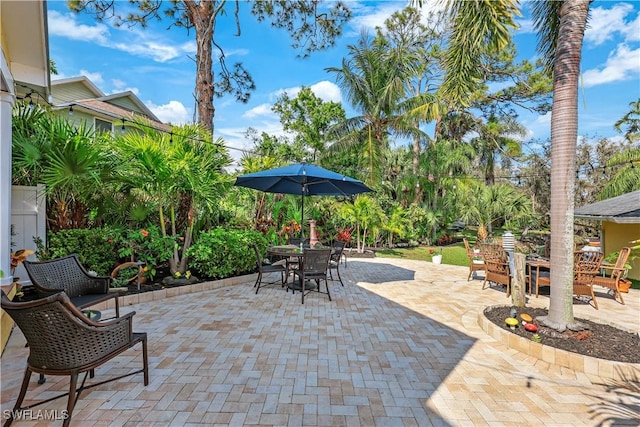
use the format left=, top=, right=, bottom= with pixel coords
left=252, top=244, right=286, bottom=294
left=23, top=254, right=119, bottom=318
left=291, top=248, right=332, bottom=304
left=0, top=291, right=148, bottom=427
left=328, top=241, right=346, bottom=286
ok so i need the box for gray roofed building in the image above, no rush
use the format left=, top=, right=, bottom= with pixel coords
left=575, top=190, right=640, bottom=224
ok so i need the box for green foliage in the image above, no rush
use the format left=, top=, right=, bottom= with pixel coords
left=271, top=86, right=346, bottom=162
left=111, top=265, right=138, bottom=288
left=39, top=228, right=117, bottom=275
left=112, top=226, right=174, bottom=279
left=186, top=228, right=267, bottom=279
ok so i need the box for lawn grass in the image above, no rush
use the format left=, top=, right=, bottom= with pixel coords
left=376, top=243, right=469, bottom=267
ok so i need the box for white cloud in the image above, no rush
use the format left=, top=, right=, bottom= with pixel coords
left=114, top=87, right=140, bottom=96
left=111, top=79, right=126, bottom=89
left=515, top=18, right=535, bottom=34
left=47, top=9, right=192, bottom=63
left=147, top=100, right=191, bottom=125
left=309, top=81, right=342, bottom=103
left=48, top=10, right=109, bottom=43
left=215, top=120, right=286, bottom=166
left=272, top=81, right=342, bottom=104
left=349, top=3, right=402, bottom=33
left=79, top=69, right=104, bottom=85
left=522, top=111, right=551, bottom=142
left=623, top=9, right=640, bottom=42
left=243, top=104, right=274, bottom=119
left=582, top=44, right=640, bottom=87
left=111, top=39, right=184, bottom=63
left=347, top=2, right=446, bottom=37
left=585, top=4, right=635, bottom=46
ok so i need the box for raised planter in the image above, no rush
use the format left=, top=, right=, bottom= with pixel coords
left=477, top=305, right=640, bottom=381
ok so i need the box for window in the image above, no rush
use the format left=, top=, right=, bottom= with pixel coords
left=94, top=118, right=113, bottom=134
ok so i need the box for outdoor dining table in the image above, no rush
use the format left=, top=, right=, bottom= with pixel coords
left=267, top=245, right=305, bottom=288
left=267, top=245, right=335, bottom=291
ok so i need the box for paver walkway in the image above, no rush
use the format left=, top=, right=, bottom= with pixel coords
left=1, top=257, right=639, bottom=426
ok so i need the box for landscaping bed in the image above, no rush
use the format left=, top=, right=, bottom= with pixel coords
left=484, top=305, right=640, bottom=364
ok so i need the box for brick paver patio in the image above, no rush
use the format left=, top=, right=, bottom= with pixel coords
left=2, top=257, right=638, bottom=426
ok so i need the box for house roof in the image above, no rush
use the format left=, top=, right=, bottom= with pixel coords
left=55, top=98, right=171, bottom=132
left=98, top=92, right=158, bottom=120
left=2, top=1, right=50, bottom=93
left=574, top=190, right=640, bottom=224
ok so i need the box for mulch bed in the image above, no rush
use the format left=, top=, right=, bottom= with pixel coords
left=484, top=306, right=640, bottom=363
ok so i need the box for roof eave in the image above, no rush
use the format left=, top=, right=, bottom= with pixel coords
left=574, top=214, right=640, bottom=224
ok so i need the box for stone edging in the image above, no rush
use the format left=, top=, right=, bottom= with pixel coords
left=477, top=305, right=640, bottom=381
left=101, top=273, right=255, bottom=309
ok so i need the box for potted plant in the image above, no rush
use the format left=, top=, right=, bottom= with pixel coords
left=430, top=248, right=443, bottom=264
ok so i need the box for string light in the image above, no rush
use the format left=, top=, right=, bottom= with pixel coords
left=121, top=119, right=126, bottom=133
left=69, top=105, right=74, bottom=116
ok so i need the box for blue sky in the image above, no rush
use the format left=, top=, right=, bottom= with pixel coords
left=46, top=1, right=640, bottom=163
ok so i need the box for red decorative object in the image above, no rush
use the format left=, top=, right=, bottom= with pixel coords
left=524, top=323, right=538, bottom=332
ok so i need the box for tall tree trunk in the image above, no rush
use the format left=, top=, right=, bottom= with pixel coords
left=542, top=0, right=590, bottom=331
left=188, top=1, right=216, bottom=133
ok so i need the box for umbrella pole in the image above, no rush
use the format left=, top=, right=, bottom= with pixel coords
left=301, top=189, right=305, bottom=239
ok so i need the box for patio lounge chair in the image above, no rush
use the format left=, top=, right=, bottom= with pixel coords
left=463, top=238, right=485, bottom=281
left=590, top=247, right=631, bottom=305
left=480, top=243, right=511, bottom=297
left=23, top=254, right=120, bottom=318
left=0, top=291, right=148, bottom=427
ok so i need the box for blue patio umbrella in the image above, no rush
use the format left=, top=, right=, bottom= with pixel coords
left=234, top=162, right=373, bottom=237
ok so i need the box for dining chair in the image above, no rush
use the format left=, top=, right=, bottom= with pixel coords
left=573, top=250, right=604, bottom=309
left=590, top=247, right=631, bottom=305
left=252, top=244, right=286, bottom=294
left=480, top=243, right=511, bottom=297
left=1, top=291, right=148, bottom=427
left=292, top=248, right=332, bottom=304
left=463, top=238, right=485, bottom=281
left=328, top=241, right=346, bottom=286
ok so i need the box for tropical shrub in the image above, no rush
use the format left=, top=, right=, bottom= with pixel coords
left=112, top=225, right=174, bottom=279
left=186, top=228, right=266, bottom=279
left=38, top=228, right=117, bottom=275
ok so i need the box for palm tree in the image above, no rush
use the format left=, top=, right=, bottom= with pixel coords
left=326, top=33, right=429, bottom=184
left=532, top=0, right=591, bottom=331
left=377, top=7, right=445, bottom=173
left=339, top=195, right=385, bottom=253
left=112, top=120, right=232, bottom=275
left=457, top=182, right=533, bottom=240
left=12, top=104, right=113, bottom=230
left=427, top=0, right=592, bottom=331
left=472, top=114, right=526, bottom=185
left=600, top=99, right=640, bottom=198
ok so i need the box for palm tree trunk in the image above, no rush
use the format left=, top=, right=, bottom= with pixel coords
left=542, top=0, right=591, bottom=331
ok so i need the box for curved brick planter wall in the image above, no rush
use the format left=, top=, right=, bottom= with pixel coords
left=478, top=305, right=640, bottom=381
